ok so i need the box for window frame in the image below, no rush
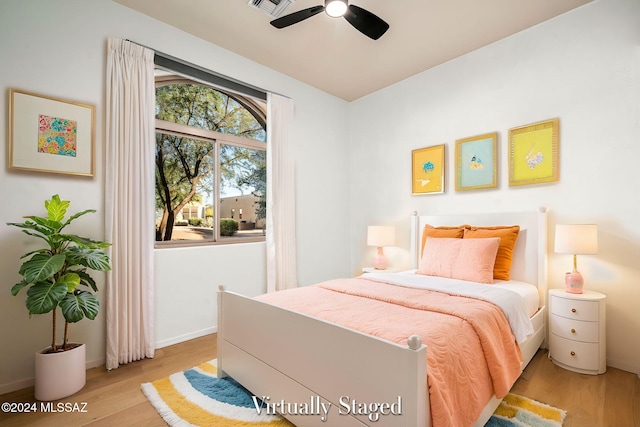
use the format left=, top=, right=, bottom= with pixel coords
left=154, top=79, right=267, bottom=249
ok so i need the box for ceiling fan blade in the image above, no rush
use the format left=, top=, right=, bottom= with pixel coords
left=270, top=5, right=325, bottom=29
left=344, top=4, right=389, bottom=40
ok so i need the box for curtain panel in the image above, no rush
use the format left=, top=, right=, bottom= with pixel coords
left=266, top=94, right=297, bottom=292
left=105, top=38, right=156, bottom=370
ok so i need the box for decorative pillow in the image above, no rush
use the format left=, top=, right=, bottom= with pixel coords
left=417, top=237, right=501, bottom=284
left=420, top=224, right=468, bottom=256
left=464, top=225, right=520, bottom=280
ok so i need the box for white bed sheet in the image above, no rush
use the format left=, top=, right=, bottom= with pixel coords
left=491, top=279, right=540, bottom=318
left=361, top=270, right=537, bottom=344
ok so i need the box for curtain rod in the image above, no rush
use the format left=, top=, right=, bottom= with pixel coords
left=127, top=39, right=270, bottom=101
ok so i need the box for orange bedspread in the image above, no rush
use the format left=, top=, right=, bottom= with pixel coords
left=256, top=277, right=523, bottom=427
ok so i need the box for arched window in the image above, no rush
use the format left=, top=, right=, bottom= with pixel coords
left=154, top=74, right=267, bottom=246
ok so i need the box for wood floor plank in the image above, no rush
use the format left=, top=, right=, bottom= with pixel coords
left=0, top=337, right=638, bottom=426
left=86, top=401, right=164, bottom=427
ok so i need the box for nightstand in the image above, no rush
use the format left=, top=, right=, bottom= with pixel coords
left=549, top=288, right=606, bottom=375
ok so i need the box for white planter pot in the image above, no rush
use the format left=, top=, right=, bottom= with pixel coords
left=34, top=343, right=86, bottom=401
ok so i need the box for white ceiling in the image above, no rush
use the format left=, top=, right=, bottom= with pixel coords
left=114, top=0, right=592, bottom=101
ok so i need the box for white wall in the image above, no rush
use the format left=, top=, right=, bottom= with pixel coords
left=154, top=242, right=267, bottom=347
left=2, top=0, right=638, bottom=395
left=348, top=0, right=640, bottom=374
left=0, top=0, right=351, bottom=393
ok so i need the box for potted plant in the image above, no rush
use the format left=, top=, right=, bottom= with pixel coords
left=8, top=194, right=111, bottom=401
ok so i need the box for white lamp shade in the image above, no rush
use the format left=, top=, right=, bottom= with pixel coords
left=367, top=226, right=395, bottom=247
left=554, top=224, right=598, bottom=255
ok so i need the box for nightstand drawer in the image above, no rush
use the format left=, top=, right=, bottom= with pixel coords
left=550, top=315, right=599, bottom=343
left=551, top=296, right=599, bottom=321
left=550, top=334, right=600, bottom=371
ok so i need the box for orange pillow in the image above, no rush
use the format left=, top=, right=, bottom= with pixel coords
left=421, top=224, right=468, bottom=255
left=417, top=237, right=500, bottom=284
left=463, top=225, right=520, bottom=280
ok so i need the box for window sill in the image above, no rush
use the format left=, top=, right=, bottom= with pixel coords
left=154, top=236, right=265, bottom=249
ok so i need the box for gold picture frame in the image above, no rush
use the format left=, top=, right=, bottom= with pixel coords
left=508, top=118, right=559, bottom=186
left=412, top=144, right=445, bottom=195
left=455, top=132, right=497, bottom=191
left=9, top=89, right=95, bottom=176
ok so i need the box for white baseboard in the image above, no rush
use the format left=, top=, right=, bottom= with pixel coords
left=0, top=378, right=34, bottom=396
left=86, top=356, right=105, bottom=370
left=607, top=358, right=640, bottom=376
left=154, top=327, right=217, bottom=349
left=0, top=355, right=107, bottom=396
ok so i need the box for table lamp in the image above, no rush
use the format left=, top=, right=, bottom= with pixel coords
left=367, top=226, right=395, bottom=270
left=554, top=224, right=598, bottom=293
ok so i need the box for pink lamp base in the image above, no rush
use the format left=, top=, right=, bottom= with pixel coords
left=373, top=247, right=388, bottom=270
left=565, top=271, right=584, bottom=294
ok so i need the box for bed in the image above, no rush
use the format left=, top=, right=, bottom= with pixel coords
left=217, top=209, right=548, bottom=426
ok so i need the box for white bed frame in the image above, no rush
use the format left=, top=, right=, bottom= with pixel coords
left=217, top=209, right=548, bottom=427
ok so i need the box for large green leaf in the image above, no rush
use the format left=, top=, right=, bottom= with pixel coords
left=45, top=194, right=70, bottom=222
left=11, top=280, right=29, bottom=296
left=23, top=216, right=61, bottom=233
left=62, top=209, right=96, bottom=229
left=18, top=253, right=65, bottom=283
left=8, top=218, right=55, bottom=236
left=62, top=234, right=111, bottom=249
left=76, top=270, right=98, bottom=292
left=59, top=291, right=99, bottom=322
left=67, top=247, right=111, bottom=271
left=25, top=281, right=67, bottom=314
left=59, top=272, right=81, bottom=293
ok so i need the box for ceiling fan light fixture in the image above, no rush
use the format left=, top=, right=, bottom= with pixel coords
left=270, top=1, right=388, bottom=40
left=325, top=0, right=348, bottom=17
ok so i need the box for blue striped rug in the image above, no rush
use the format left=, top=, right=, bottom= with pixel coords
left=485, top=393, right=566, bottom=427
left=142, top=360, right=565, bottom=426
left=141, top=359, right=292, bottom=426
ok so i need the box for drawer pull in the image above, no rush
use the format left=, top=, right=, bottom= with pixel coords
left=571, top=328, right=576, bottom=334
left=571, top=308, right=577, bottom=313
left=570, top=351, right=576, bottom=356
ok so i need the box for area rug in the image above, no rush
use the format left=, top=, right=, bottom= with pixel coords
left=142, top=359, right=565, bottom=427
left=141, top=359, right=292, bottom=426
left=485, top=393, right=567, bottom=427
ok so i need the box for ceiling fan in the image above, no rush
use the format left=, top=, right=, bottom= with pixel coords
left=270, top=0, right=389, bottom=40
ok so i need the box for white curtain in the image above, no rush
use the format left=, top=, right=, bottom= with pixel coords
left=266, top=94, right=297, bottom=292
left=105, top=38, right=156, bottom=370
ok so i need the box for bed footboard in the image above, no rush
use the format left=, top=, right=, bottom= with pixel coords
left=217, top=286, right=429, bottom=427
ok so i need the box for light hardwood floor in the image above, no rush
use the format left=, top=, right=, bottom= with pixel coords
left=0, top=335, right=638, bottom=426
left=512, top=348, right=640, bottom=427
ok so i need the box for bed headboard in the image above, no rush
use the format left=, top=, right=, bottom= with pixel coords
left=411, top=208, right=548, bottom=306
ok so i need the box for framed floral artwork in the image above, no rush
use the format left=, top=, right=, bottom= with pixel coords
left=9, top=89, right=95, bottom=176
left=508, top=118, right=559, bottom=186
left=412, top=144, right=445, bottom=195
left=455, top=132, right=497, bottom=191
